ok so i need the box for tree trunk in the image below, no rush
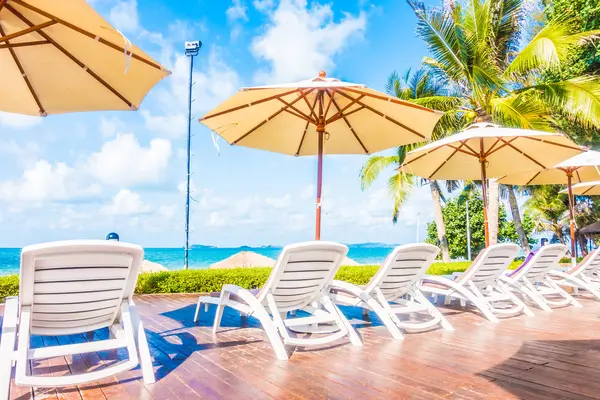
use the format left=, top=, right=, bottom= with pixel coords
left=430, top=181, right=451, bottom=262
left=488, top=178, right=499, bottom=245
left=577, top=233, right=588, bottom=256
left=507, top=185, right=530, bottom=253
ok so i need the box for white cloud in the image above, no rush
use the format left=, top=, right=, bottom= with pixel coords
left=99, top=116, right=122, bottom=138
left=266, top=193, right=292, bottom=209
left=87, top=133, right=172, bottom=187
left=227, top=0, right=248, bottom=22
left=0, top=140, right=40, bottom=166
left=140, top=110, right=187, bottom=138
left=300, top=184, right=315, bottom=200
left=0, top=160, right=101, bottom=203
left=253, top=0, right=275, bottom=11
left=0, top=112, right=42, bottom=129
left=142, top=48, right=239, bottom=137
left=102, top=189, right=151, bottom=215
left=251, top=0, right=366, bottom=83
left=109, top=0, right=139, bottom=33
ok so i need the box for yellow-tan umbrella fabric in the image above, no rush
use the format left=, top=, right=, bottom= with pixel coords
left=401, top=122, right=583, bottom=247
left=200, top=71, right=444, bottom=239
left=499, top=150, right=600, bottom=261
left=0, top=0, right=170, bottom=115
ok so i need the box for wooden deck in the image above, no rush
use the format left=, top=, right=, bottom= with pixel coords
left=3, top=293, right=600, bottom=399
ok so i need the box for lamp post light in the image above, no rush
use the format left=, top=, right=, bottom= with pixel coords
left=184, top=40, right=201, bottom=270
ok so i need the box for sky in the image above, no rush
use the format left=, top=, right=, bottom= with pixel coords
left=0, top=0, right=453, bottom=248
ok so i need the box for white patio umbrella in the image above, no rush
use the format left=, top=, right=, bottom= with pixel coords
left=499, top=150, right=600, bottom=261
left=566, top=181, right=600, bottom=196
left=200, top=71, right=444, bottom=239
left=401, top=122, right=583, bottom=247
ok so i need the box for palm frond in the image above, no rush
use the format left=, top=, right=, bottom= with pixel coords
left=489, top=0, right=526, bottom=67
left=491, top=93, right=554, bottom=131
left=407, top=0, right=468, bottom=81
left=505, top=21, right=600, bottom=76
left=359, top=155, right=399, bottom=191
left=388, top=172, right=415, bottom=224
left=528, top=76, right=600, bottom=129
left=410, top=95, right=464, bottom=111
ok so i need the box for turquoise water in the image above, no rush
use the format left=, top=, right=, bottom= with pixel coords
left=0, top=244, right=396, bottom=275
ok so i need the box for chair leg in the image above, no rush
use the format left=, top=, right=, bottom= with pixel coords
left=193, top=297, right=203, bottom=322
left=546, top=278, right=582, bottom=308
left=0, top=297, right=18, bottom=399
left=366, top=292, right=404, bottom=340
left=129, top=303, right=156, bottom=384
left=321, top=296, right=363, bottom=347
left=213, top=291, right=230, bottom=333
left=522, top=282, right=553, bottom=312
left=414, top=290, right=454, bottom=331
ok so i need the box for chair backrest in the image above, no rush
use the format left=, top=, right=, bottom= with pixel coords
left=19, top=240, right=144, bottom=336
left=258, top=241, right=348, bottom=312
left=365, top=243, right=440, bottom=301
left=458, top=243, right=520, bottom=290
left=510, top=244, right=568, bottom=283
left=571, top=246, right=600, bottom=278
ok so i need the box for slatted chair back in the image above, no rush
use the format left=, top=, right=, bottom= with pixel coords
left=573, top=246, right=600, bottom=278
left=458, top=244, right=520, bottom=290
left=512, top=244, right=568, bottom=283
left=19, top=240, right=144, bottom=336
left=258, top=241, right=348, bottom=312
left=365, top=244, right=440, bottom=302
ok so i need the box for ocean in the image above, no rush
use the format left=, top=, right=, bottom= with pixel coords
left=0, top=244, right=397, bottom=275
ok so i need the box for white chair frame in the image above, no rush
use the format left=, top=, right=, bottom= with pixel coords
left=194, top=241, right=362, bottom=361
left=330, top=244, right=453, bottom=339
left=0, top=240, right=154, bottom=399
left=548, top=246, right=600, bottom=300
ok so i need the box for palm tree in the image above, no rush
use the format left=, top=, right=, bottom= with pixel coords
left=407, top=0, right=600, bottom=245
left=525, top=185, right=568, bottom=244
left=360, top=68, right=464, bottom=262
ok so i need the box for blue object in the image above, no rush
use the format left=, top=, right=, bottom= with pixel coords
left=106, top=232, right=120, bottom=241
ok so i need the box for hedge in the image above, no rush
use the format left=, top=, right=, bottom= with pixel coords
left=0, top=261, right=525, bottom=303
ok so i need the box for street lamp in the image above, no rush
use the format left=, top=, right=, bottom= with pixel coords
left=184, top=40, right=202, bottom=270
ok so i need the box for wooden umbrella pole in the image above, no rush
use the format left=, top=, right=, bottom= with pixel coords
left=315, top=90, right=325, bottom=240
left=567, top=172, right=576, bottom=263
left=480, top=157, right=490, bottom=247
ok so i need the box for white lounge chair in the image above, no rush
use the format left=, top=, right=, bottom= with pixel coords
left=548, top=246, right=600, bottom=300
left=500, top=244, right=582, bottom=311
left=194, top=241, right=362, bottom=361
left=329, top=244, right=453, bottom=339
left=420, top=243, right=533, bottom=323
left=0, top=240, right=155, bottom=399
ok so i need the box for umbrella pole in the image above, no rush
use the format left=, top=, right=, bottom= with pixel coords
left=567, top=173, right=576, bottom=265
left=315, top=125, right=324, bottom=240
left=480, top=158, right=490, bottom=247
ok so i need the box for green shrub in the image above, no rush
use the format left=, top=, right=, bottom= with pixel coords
left=0, top=275, right=19, bottom=303
left=0, top=260, right=529, bottom=301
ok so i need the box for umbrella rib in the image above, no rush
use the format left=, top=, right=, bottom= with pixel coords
left=299, top=89, right=318, bottom=121
left=326, top=93, right=365, bottom=124
left=200, top=89, right=301, bottom=121
left=0, top=40, right=50, bottom=49
left=277, top=97, right=315, bottom=124
left=323, top=89, right=335, bottom=120
left=485, top=138, right=501, bottom=155
left=343, top=87, right=441, bottom=114
left=519, top=135, right=583, bottom=151
left=400, top=145, right=445, bottom=167
left=295, top=95, right=320, bottom=156
left=340, top=105, right=365, bottom=119
left=10, top=0, right=166, bottom=72
left=7, top=4, right=135, bottom=109
left=575, top=169, right=582, bottom=183
left=447, top=143, right=478, bottom=157
left=0, top=24, right=45, bottom=115
left=485, top=137, right=518, bottom=157
left=0, top=20, right=56, bottom=44
left=232, top=91, right=308, bottom=145
left=335, top=90, right=426, bottom=139
left=283, top=108, right=312, bottom=123
left=458, top=140, right=479, bottom=157
left=525, top=171, right=541, bottom=185
left=0, top=0, right=6, bottom=11
left=497, top=138, right=546, bottom=168
left=428, top=142, right=467, bottom=179
left=329, top=96, right=369, bottom=154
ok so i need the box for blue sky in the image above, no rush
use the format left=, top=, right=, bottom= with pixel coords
left=0, top=0, right=449, bottom=247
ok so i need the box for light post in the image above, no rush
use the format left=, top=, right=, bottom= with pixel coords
left=466, top=200, right=472, bottom=261
left=184, top=40, right=201, bottom=270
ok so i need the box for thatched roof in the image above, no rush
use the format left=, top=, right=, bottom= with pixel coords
left=210, top=251, right=276, bottom=269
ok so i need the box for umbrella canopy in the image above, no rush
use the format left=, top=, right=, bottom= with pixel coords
left=498, top=150, right=600, bottom=260
left=401, top=122, right=582, bottom=246
left=579, top=221, right=600, bottom=235
left=565, top=180, right=600, bottom=196
left=0, top=0, right=170, bottom=115
left=200, top=71, right=444, bottom=239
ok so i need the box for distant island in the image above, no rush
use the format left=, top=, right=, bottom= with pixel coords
left=191, top=242, right=397, bottom=249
